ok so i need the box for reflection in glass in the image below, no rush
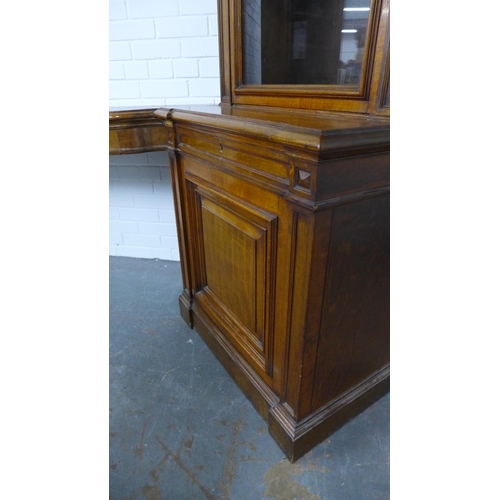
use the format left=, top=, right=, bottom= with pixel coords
left=242, top=0, right=372, bottom=86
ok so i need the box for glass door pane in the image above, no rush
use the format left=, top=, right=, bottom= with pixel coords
left=242, top=0, right=372, bottom=86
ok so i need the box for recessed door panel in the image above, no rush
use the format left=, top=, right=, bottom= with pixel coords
left=191, top=184, right=277, bottom=379
left=202, top=197, right=263, bottom=340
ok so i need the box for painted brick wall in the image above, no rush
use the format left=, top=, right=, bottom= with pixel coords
left=109, top=152, right=181, bottom=260
left=109, top=0, right=220, bottom=260
left=109, top=0, right=220, bottom=108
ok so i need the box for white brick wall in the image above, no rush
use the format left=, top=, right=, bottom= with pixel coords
left=109, top=0, right=221, bottom=261
left=109, top=152, right=180, bottom=260
left=109, top=0, right=220, bottom=108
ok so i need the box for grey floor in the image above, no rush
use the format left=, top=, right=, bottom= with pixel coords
left=110, top=256, right=390, bottom=500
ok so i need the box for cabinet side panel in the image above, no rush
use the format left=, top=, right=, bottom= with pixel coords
left=311, top=193, right=390, bottom=410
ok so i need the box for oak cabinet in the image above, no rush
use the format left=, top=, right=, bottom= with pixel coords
left=160, top=0, right=389, bottom=462
left=156, top=105, right=390, bottom=461
left=109, top=0, right=390, bottom=462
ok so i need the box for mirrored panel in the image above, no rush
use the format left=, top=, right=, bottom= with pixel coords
left=242, top=0, right=372, bottom=86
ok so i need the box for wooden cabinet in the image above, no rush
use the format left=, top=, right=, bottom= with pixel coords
left=158, top=1, right=390, bottom=462
left=109, top=0, right=390, bottom=462
left=155, top=103, right=389, bottom=461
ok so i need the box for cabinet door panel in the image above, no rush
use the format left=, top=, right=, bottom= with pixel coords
left=191, top=183, right=278, bottom=380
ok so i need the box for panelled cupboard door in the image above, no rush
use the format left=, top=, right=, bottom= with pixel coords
left=183, top=169, right=280, bottom=388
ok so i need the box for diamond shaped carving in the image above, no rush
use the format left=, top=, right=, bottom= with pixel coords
left=297, top=169, right=311, bottom=189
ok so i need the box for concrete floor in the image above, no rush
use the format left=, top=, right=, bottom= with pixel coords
left=109, top=256, right=390, bottom=500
